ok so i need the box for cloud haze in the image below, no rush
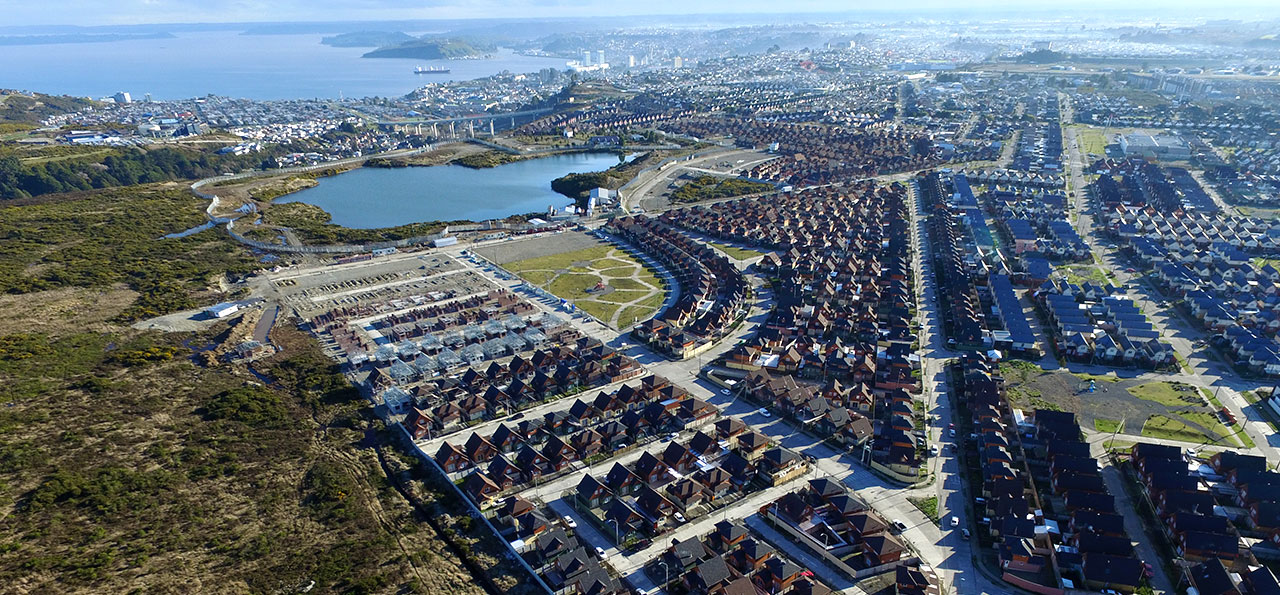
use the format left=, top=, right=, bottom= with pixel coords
left=2, top=0, right=1277, bottom=26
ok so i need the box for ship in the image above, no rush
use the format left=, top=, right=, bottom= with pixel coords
left=414, top=65, right=451, bottom=74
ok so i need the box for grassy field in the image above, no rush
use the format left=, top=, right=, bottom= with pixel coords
left=1074, top=126, right=1110, bottom=157
left=1094, top=418, right=1124, bottom=433
left=506, top=244, right=667, bottom=328
left=709, top=242, right=765, bottom=260
left=1059, top=265, right=1112, bottom=285
left=1142, top=414, right=1208, bottom=443
left=1130, top=381, right=1204, bottom=408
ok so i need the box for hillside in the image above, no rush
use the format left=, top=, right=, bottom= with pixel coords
left=0, top=91, right=97, bottom=124
left=0, top=182, right=519, bottom=594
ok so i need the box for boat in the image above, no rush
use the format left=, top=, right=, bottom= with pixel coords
left=414, top=66, right=451, bottom=74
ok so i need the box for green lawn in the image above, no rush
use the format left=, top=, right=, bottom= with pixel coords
left=575, top=300, right=621, bottom=324
left=1141, top=415, right=1210, bottom=444
left=1130, top=381, right=1203, bottom=408
left=548, top=273, right=604, bottom=298
left=1075, top=126, right=1110, bottom=157
left=1179, top=411, right=1250, bottom=448
left=709, top=242, right=764, bottom=260
left=596, top=289, right=650, bottom=304
left=1094, top=418, right=1124, bottom=434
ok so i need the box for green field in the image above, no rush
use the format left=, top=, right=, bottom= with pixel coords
left=1130, top=381, right=1203, bottom=408
left=1094, top=418, right=1123, bottom=433
left=1071, top=125, right=1110, bottom=157
left=1141, top=415, right=1208, bottom=443
left=506, top=244, right=667, bottom=328
left=709, top=242, right=765, bottom=260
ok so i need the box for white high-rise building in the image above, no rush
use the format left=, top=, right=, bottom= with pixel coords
left=582, top=50, right=592, bottom=66
left=596, top=50, right=605, bottom=65
left=628, top=55, right=636, bottom=68
left=673, top=56, right=684, bottom=69
left=113, top=91, right=131, bottom=104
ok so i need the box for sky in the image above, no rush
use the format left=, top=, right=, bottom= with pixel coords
left=2, top=0, right=1277, bottom=27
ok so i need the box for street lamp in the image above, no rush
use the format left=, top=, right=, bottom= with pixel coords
left=607, top=518, right=620, bottom=544
left=658, top=560, right=670, bottom=587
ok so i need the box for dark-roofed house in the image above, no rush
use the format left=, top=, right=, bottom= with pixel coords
left=1082, top=553, right=1143, bottom=594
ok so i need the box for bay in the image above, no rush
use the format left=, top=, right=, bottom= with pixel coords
left=277, top=152, right=628, bottom=228
left=0, top=31, right=565, bottom=100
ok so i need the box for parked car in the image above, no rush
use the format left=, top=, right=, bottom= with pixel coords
left=950, top=516, right=960, bottom=528
left=892, top=519, right=908, bottom=532
left=595, top=546, right=608, bottom=560
left=563, top=515, right=577, bottom=529
left=674, top=512, right=686, bottom=523
left=757, top=408, right=771, bottom=417
left=962, top=528, right=971, bottom=540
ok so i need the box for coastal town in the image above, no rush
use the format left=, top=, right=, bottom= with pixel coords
left=4, top=9, right=1280, bottom=595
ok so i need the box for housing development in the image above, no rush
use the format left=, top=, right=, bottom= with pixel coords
left=7, top=8, right=1280, bottom=595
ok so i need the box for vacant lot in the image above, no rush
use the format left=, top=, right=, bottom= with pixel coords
left=998, top=365, right=1242, bottom=446
left=500, top=237, right=667, bottom=328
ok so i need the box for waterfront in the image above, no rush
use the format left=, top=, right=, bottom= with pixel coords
left=277, top=152, right=627, bottom=228
left=0, top=31, right=565, bottom=100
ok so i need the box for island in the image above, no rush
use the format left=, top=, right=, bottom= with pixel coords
left=319, top=30, right=414, bottom=48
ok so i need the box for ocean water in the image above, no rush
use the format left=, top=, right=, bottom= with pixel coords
left=277, top=152, right=629, bottom=228
left=0, top=31, right=566, bottom=100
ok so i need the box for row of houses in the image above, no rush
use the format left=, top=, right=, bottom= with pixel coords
left=760, top=479, right=912, bottom=578
left=652, top=519, right=833, bottom=595
left=1122, top=445, right=1280, bottom=595
left=1033, top=280, right=1177, bottom=369
left=660, top=183, right=922, bottom=390
left=612, top=215, right=748, bottom=359
left=441, top=376, right=721, bottom=508
left=395, top=336, right=645, bottom=439
left=1103, top=205, right=1280, bottom=376
left=492, top=496, right=625, bottom=595
left=738, top=368, right=922, bottom=483
left=924, top=172, right=996, bottom=353
left=574, top=429, right=808, bottom=542
left=959, top=352, right=1151, bottom=594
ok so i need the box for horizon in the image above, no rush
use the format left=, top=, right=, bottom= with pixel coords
left=2, top=1, right=1278, bottom=29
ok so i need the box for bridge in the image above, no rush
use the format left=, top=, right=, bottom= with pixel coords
left=376, top=107, right=554, bottom=127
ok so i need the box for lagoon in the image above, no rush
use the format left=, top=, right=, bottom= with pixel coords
left=277, top=152, right=627, bottom=229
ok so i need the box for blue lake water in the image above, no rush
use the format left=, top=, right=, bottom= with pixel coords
left=278, top=152, right=629, bottom=228
left=0, top=31, right=565, bottom=100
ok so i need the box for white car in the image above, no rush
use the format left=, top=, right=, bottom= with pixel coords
left=674, top=512, right=686, bottom=523
left=950, top=516, right=960, bottom=528
left=595, top=546, right=608, bottom=559
left=757, top=408, right=771, bottom=417
left=721, top=388, right=731, bottom=395
left=563, top=515, right=577, bottom=529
